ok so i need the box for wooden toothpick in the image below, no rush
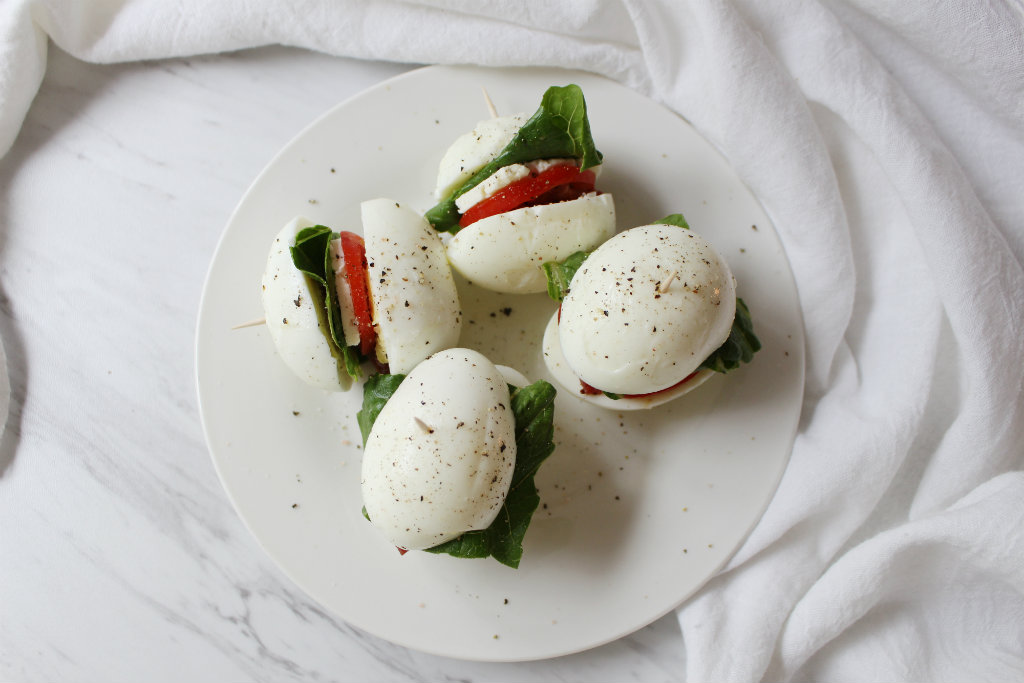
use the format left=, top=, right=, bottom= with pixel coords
left=658, top=270, right=678, bottom=293
left=482, top=87, right=499, bottom=118
left=231, top=318, right=266, bottom=330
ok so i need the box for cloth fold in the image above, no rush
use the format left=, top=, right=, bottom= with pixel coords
left=2, top=1, right=1021, bottom=680
left=0, top=334, right=8, bottom=443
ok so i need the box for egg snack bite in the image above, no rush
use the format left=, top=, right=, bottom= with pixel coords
left=424, top=84, right=616, bottom=294
left=261, top=198, right=462, bottom=391
left=541, top=214, right=760, bottom=410
left=356, top=348, right=557, bottom=569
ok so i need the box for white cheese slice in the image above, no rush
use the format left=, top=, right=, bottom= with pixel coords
left=454, top=163, right=531, bottom=213
left=328, top=238, right=362, bottom=349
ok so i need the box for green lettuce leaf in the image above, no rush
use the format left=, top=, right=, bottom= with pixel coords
left=358, top=373, right=558, bottom=569
left=289, top=225, right=362, bottom=382
left=356, top=372, right=407, bottom=444
left=541, top=250, right=590, bottom=301
left=700, top=297, right=761, bottom=372
left=425, top=84, right=603, bottom=233
left=654, top=213, right=691, bottom=229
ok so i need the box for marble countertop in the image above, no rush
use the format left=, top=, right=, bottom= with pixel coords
left=0, top=46, right=686, bottom=681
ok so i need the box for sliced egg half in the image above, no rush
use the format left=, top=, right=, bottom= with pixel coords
left=362, top=198, right=462, bottom=374
left=543, top=223, right=736, bottom=408
left=261, top=216, right=353, bottom=391
left=361, top=348, right=518, bottom=550
left=446, top=193, right=616, bottom=294
left=434, top=114, right=527, bottom=200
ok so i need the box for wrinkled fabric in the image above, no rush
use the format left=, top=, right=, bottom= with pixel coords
left=2, top=1, right=1021, bottom=680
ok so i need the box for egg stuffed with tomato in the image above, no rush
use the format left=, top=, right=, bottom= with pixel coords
left=261, top=198, right=462, bottom=390
left=424, top=85, right=616, bottom=294
left=541, top=216, right=760, bottom=410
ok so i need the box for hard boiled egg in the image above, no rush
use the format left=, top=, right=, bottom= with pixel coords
left=446, top=193, right=616, bottom=294
left=432, top=99, right=615, bottom=294
left=434, top=114, right=526, bottom=201
left=362, top=198, right=461, bottom=374
left=261, top=216, right=353, bottom=391
left=260, top=200, right=462, bottom=391
left=361, top=348, right=517, bottom=551
left=543, top=223, right=736, bottom=408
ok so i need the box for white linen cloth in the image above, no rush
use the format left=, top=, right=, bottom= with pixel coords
left=2, top=1, right=1022, bottom=680
left=0, top=334, right=8, bottom=443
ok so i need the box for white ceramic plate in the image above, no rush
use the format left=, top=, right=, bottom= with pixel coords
left=196, top=65, right=804, bottom=662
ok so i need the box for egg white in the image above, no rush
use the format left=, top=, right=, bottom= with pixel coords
left=446, top=193, right=616, bottom=294
left=553, top=224, right=736, bottom=397
left=542, top=312, right=714, bottom=410
left=435, top=114, right=527, bottom=201
left=361, top=348, right=517, bottom=551
left=362, top=198, right=462, bottom=375
left=494, top=364, right=530, bottom=389
left=261, top=216, right=353, bottom=391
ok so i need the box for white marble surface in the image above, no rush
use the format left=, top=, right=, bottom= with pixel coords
left=0, top=46, right=689, bottom=681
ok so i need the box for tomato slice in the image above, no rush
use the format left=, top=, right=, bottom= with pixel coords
left=525, top=174, right=596, bottom=207
left=338, top=231, right=376, bottom=356
left=579, top=371, right=699, bottom=399
left=459, top=164, right=596, bottom=228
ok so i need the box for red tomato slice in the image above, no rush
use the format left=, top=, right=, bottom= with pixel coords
left=339, top=231, right=376, bottom=356
left=579, top=371, right=699, bottom=399
left=525, top=174, right=596, bottom=207
left=459, top=164, right=596, bottom=228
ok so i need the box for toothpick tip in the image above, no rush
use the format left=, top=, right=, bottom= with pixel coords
left=658, top=270, right=679, bottom=293
left=231, top=318, right=267, bottom=330
left=481, top=86, right=499, bottom=118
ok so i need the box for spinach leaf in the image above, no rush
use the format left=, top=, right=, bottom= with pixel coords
left=541, top=250, right=590, bottom=301
left=289, top=226, right=362, bottom=382
left=356, top=372, right=407, bottom=445
left=700, top=298, right=761, bottom=373
left=357, top=374, right=558, bottom=569
left=426, top=84, right=603, bottom=233
left=425, top=380, right=557, bottom=568
left=654, top=213, right=691, bottom=229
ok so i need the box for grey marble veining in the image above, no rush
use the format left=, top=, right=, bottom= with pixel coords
left=0, top=46, right=687, bottom=682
